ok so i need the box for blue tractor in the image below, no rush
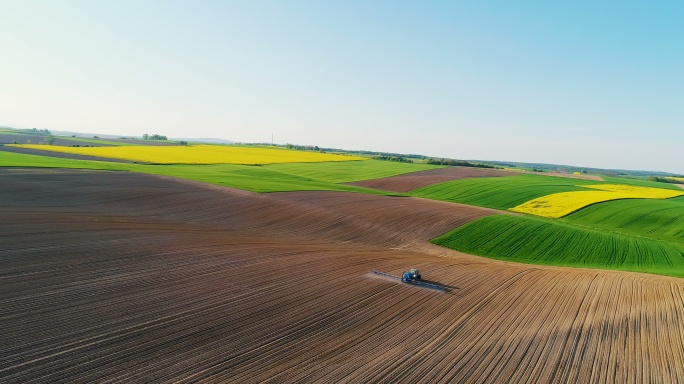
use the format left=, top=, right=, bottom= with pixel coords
left=401, top=269, right=421, bottom=283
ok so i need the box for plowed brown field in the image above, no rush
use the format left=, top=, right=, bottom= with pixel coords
left=2, top=168, right=684, bottom=383
left=349, top=167, right=514, bottom=192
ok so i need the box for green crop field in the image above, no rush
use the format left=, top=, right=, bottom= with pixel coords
left=0, top=150, right=433, bottom=193
left=561, top=197, right=684, bottom=242
left=425, top=174, right=684, bottom=278
left=600, top=175, right=684, bottom=191
left=267, top=160, right=439, bottom=183
left=410, top=174, right=595, bottom=210
left=409, top=173, right=682, bottom=211
left=432, top=214, right=684, bottom=278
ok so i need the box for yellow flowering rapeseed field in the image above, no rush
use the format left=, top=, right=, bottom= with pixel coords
left=11, top=144, right=365, bottom=165
left=582, top=184, right=684, bottom=197
left=510, top=184, right=684, bottom=218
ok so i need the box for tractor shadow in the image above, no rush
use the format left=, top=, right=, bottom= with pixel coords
left=419, top=279, right=460, bottom=293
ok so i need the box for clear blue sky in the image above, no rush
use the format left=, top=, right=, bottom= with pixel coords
left=2, top=1, right=682, bottom=172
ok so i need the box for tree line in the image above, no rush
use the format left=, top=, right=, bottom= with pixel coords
left=647, top=176, right=682, bottom=184
left=373, top=156, right=414, bottom=163
left=286, top=143, right=323, bottom=152
left=142, top=133, right=167, bottom=140
left=425, top=158, right=497, bottom=168
left=18, top=128, right=51, bottom=136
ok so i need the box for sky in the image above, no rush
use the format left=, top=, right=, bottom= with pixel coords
left=1, top=1, right=682, bottom=172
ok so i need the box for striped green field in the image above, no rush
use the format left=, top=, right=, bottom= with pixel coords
left=0, top=150, right=434, bottom=193
left=429, top=178, right=684, bottom=278
left=561, top=196, right=684, bottom=242
left=409, top=174, right=595, bottom=210
left=426, top=175, right=684, bottom=278
left=432, top=214, right=684, bottom=278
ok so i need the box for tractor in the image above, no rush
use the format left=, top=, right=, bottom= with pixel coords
left=401, top=268, right=421, bottom=283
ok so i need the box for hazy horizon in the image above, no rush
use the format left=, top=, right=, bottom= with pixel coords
left=2, top=1, right=682, bottom=173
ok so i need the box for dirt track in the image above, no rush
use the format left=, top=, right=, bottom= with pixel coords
left=2, top=169, right=684, bottom=383
left=349, top=167, right=514, bottom=192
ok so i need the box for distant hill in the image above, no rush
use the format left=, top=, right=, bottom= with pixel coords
left=176, top=138, right=235, bottom=144
left=483, top=160, right=673, bottom=177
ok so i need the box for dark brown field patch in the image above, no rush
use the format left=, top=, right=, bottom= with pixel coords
left=349, top=166, right=515, bottom=192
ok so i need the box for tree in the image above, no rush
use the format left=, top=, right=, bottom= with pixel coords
left=143, top=133, right=167, bottom=140
left=46, top=135, right=56, bottom=145
left=647, top=176, right=678, bottom=184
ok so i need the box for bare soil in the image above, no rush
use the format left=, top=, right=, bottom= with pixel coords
left=2, top=169, right=683, bottom=383
left=349, top=167, right=515, bottom=192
